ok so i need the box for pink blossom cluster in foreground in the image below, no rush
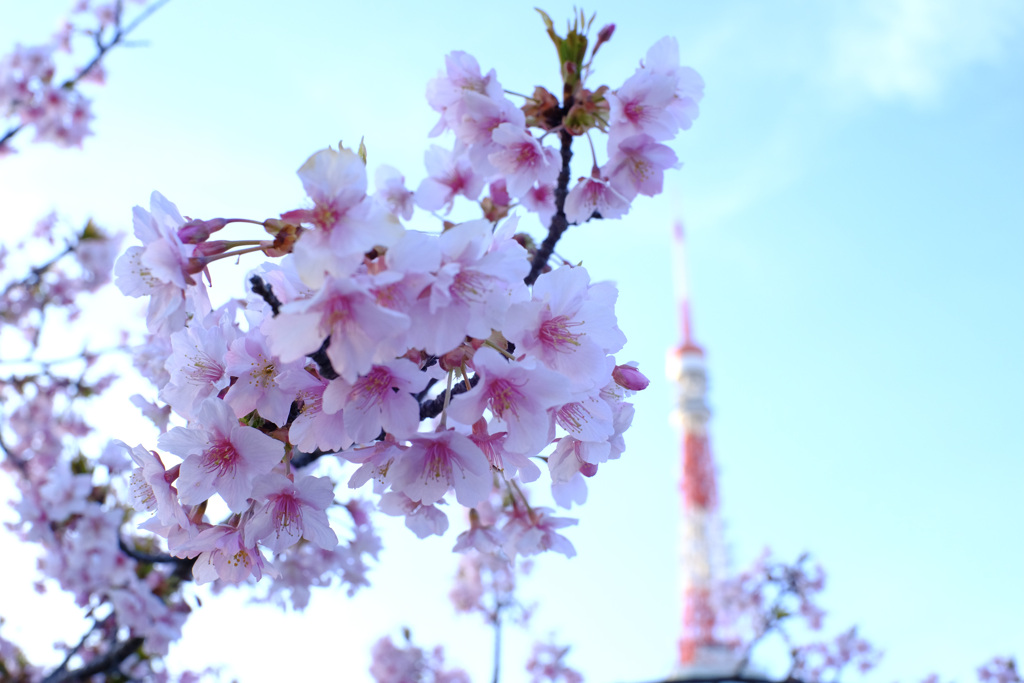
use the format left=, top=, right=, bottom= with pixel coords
left=111, top=26, right=701, bottom=600
left=3, top=13, right=700, bottom=678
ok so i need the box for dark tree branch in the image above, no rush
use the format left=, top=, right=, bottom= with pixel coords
left=42, top=636, right=144, bottom=683
left=291, top=448, right=328, bottom=469
left=418, top=374, right=479, bottom=420
left=248, top=276, right=342, bottom=388
left=310, top=337, right=340, bottom=380
left=525, top=127, right=574, bottom=286
left=118, top=534, right=191, bottom=567
left=249, top=275, right=281, bottom=316
left=39, top=619, right=100, bottom=683
left=414, top=376, right=440, bottom=403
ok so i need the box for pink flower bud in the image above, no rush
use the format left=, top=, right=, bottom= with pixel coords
left=178, top=218, right=230, bottom=244
left=597, top=24, right=615, bottom=43
left=192, top=240, right=233, bottom=257
left=580, top=462, right=598, bottom=477
left=439, top=344, right=473, bottom=372
left=613, top=363, right=649, bottom=391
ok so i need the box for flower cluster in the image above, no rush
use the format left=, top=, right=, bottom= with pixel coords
left=718, top=550, right=886, bottom=682
left=369, top=632, right=470, bottom=683
left=791, top=626, right=882, bottom=682
left=0, top=218, right=211, bottom=680
left=112, top=13, right=698, bottom=594
left=4, top=9, right=701, bottom=680
left=419, top=22, right=703, bottom=233
left=526, top=639, right=584, bottom=683
left=0, top=0, right=165, bottom=155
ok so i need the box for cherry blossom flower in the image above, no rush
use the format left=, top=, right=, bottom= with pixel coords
left=114, top=191, right=205, bottom=335
left=604, top=133, right=679, bottom=201
left=378, top=491, right=450, bottom=538
left=425, top=50, right=503, bottom=136
left=521, top=182, right=557, bottom=226
left=369, top=634, right=471, bottom=683
left=161, top=310, right=236, bottom=420
left=415, top=144, right=485, bottom=213
left=285, top=372, right=353, bottom=454
left=612, top=361, right=649, bottom=391
left=400, top=218, right=528, bottom=355
left=564, top=175, right=631, bottom=224
left=158, top=397, right=284, bottom=512
left=120, top=441, right=188, bottom=527
left=977, top=657, right=1021, bottom=683
left=470, top=418, right=541, bottom=483
left=502, top=506, right=577, bottom=559
left=341, top=439, right=405, bottom=492
left=606, top=70, right=678, bottom=148
left=323, top=359, right=427, bottom=443
left=452, top=507, right=504, bottom=555
left=389, top=430, right=493, bottom=507
left=554, top=394, right=614, bottom=456
left=177, top=523, right=275, bottom=584
left=453, top=89, right=525, bottom=147
left=504, top=266, right=625, bottom=392
left=284, top=147, right=402, bottom=286
left=642, top=36, right=704, bottom=132
left=488, top=123, right=560, bottom=198
left=449, top=347, right=571, bottom=456
left=374, top=164, right=415, bottom=220
left=547, top=437, right=597, bottom=509
left=264, top=274, right=411, bottom=383
left=223, top=327, right=304, bottom=426
left=244, top=472, right=339, bottom=553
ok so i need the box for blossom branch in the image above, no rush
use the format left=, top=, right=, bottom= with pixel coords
left=39, top=619, right=101, bottom=683
left=418, top=374, right=479, bottom=420
left=249, top=275, right=282, bottom=316
left=73, top=0, right=173, bottom=87
left=310, top=337, right=340, bottom=381
left=117, top=534, right=194, bottom=570
left=0, top=0, right=172, bottom=150
left=42, top=635, right=145, bottom=683
left=525, top=126, right=573, bottom=286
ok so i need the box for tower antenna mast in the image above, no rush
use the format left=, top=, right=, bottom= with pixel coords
left=668, top=221, right=736, bottom=676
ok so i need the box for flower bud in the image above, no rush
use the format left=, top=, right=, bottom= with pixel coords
left=439, top=344, right=474, bottom=372
left=178, top=218, right=230, bottom=244
left=613, top=362, right=649, bottom=391
left=192, top=240, right=233, bottom=258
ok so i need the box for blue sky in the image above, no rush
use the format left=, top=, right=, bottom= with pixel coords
left=1, top=1, right=1022, bottom=681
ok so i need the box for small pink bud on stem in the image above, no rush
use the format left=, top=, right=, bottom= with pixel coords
left=613, top=363, right=649, bottom=391
left=192, top=240, right=234, bottom=258
left=178, top=218, right=230, bottom=244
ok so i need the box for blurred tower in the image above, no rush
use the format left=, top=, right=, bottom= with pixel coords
left=667, top=222, right=737, bottom=677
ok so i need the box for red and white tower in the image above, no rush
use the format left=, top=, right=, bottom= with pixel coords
left=667, top=221, right=737, bottom=677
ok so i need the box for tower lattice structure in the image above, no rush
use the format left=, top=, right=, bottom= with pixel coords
left=667, top=222, right=737, bottom=677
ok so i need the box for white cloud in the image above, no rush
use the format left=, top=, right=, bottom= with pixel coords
left=826, top=0, right=1023, bottom=103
